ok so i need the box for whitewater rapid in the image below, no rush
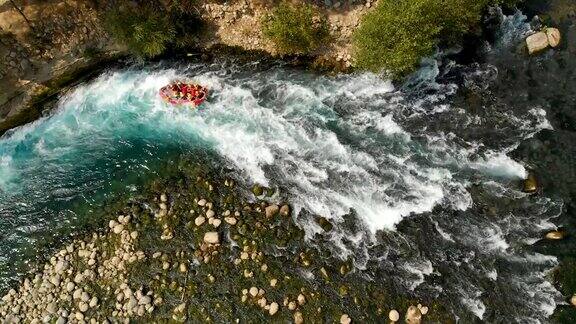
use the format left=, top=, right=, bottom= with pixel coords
left=1, top=66, right=542, bottom=232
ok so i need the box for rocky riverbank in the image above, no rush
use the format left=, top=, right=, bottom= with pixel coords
left=0, top=160, right=447, bottom=323
left=0, top=0, right=376, bottom=135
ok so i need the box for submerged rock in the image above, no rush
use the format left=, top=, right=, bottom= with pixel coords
left=523, top=173, right=538, bottom=193
left=280, top=204, right=290, bottom=216
left=316, top=216, right=334, bottom=232
left=252, top=184, right=263, bottom=196
left=545, top=230, right=565, bottom=240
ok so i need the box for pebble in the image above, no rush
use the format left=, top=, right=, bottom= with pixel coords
left=570, top=294, right=576, bottom=307
left=270, top=278, right=277, bottom=287
left=204, top=232, right=220, bottom=244
left=195, top=216, right=206, bottom=226
left=206, top=210, right=215, bottom=218
left=405, top=305, right=422, bottom=324
left=47, top=302, right=57, bottom=313
left=249, top=287, right=258, bottom=297
left=265, top=204, right=279, bottom=218
left=269, top=301, right=279, bottom=315
left=73, top=289, right=83, bottom=299
left=113, top=224, right=124, bottom=234
left=420, top=305, right=429, bottom=315
left=294, top=311, right=304, bottom=324
left=212, top=218, right=222, bottom=228
left=55, top=260, right=68, bottom=274
left=81, top=291, right=90, bottom=302
left=280, top=204, right=290, bottom=216
left=297, top=293, right=306, bottom=305
left=340, top=314, right=351, bottom=324
left=139, top=296, right=152, bottom=305
left=389, top=309, right=400, bottom=321
left=197, top=199, right=207, bottom=206
left=79, top=301, right=89, bottom=312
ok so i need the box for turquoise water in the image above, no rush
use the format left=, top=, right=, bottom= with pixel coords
left=0, top=56, right=563, bottom=321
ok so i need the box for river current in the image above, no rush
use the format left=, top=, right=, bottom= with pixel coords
left=0, top=11, right=567, bottom=323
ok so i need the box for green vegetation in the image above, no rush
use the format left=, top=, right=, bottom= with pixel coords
left=103, top=1, right=202, bottom=59
left=262, top=2, right=328, bottom=55
left=104, top=6, right=176, bottom=58
left=353, top=0, right=519, bottom=77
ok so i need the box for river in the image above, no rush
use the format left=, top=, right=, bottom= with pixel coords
left=0, top=10, right=573, bottom=323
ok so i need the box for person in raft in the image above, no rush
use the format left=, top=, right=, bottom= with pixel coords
left=168, top=82, right=205, bottom=102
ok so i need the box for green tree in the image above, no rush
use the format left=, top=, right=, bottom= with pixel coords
left=262, top=2, right=328, bottom=55
left=104, top=6, right=176, bottom=58
left=353, top=0, right=515, bottom=77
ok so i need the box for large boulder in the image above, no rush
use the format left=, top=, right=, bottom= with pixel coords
left=526, top=31, right=550, bottom=55
left=526, top=28, right=562, bottom=54
left=546, top=27, right=561, bottom=47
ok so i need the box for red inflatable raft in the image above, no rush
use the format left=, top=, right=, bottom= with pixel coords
left=159, top=82, right=208, bottom=107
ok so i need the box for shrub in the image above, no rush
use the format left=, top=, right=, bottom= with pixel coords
left=262, top=2, right=328, bottom=55
left=353, top=0, right=507, bottom=77
left=104, top=5, right=176, bottom=58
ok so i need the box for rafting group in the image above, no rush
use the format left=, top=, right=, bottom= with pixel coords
left=159, top=81, right=208, bottom=107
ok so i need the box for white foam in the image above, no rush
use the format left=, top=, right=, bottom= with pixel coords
left=401, top=259, right=434, bottom=291
left=461, top=296, right=486, bottom=319
left=470, top=152, right=527, bottom=179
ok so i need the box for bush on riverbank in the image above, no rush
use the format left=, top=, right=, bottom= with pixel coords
left=353, top=0, right=517, bottom=77
left=104, top=6, right=176, bottom=58
left=103, top=1, right=202, bottom=58
left=262, top=2, right=328, bottom=54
